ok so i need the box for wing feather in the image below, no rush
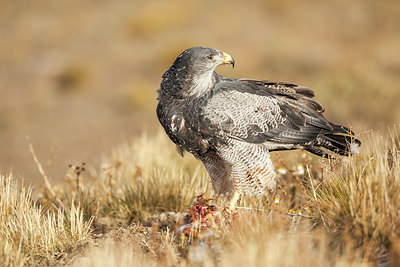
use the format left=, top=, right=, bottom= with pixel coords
left=201, top=79, right=332, bottom=147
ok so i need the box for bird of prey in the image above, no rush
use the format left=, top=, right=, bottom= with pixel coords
left=157, top=47, right=360, bottom=199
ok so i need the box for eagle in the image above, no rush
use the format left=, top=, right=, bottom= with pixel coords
left=157, top=47, right=360, bottom=199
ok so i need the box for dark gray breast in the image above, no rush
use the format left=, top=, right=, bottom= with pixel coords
left=157, top=87, right=215, bottom=156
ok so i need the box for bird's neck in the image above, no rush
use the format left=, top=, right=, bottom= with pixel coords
left=160, top=68, right=219, bottom=100
left=186, top=70, right=217, bottom=98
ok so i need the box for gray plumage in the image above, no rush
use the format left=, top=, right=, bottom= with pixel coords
left=157, top=47, right=360, bottom=197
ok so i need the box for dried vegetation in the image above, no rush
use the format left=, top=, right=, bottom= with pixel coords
left=2, top=129, right=400, bottom=266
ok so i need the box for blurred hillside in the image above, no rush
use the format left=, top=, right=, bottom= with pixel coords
left=0, top=0, right=399, bottom=186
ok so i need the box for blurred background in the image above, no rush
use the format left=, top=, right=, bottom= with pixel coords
left=1, top=0, right=399, bottom=187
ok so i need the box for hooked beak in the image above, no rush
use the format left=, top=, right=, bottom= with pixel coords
left=221, top=51, right=235, bottom=68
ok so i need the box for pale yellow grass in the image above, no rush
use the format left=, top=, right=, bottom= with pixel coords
left=70, top=129, right=399, bottom=266
left=3, top=128, right=400, bottom=266
left=50, top=132, right=210, bottom=223
left=312, top=129, right=400, bottom=262
left=71, top=228, right=179, bottom=267
left=0, top=174, right=92, bottom=266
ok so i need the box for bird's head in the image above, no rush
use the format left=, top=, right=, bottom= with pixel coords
left=173, top=47, right=235, bottom=74
left=161, top=47, right=235, bottom=98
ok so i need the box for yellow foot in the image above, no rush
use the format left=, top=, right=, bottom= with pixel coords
left=227, top=190, right=241, bottom=211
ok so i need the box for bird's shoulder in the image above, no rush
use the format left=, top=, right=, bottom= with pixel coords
left=212, top=78, right=324, bottom=114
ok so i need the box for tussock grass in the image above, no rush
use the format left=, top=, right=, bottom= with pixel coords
left=0, top=174, right=92, bottom=266
left=71, top=226, right=180, bottom=267
left=4, top=129, right=400, bottom=266
left=47, top=132, right=210, bottom=223
left=311, top=130, right=400, bottom=262
left=216, top=213, right=332, bottom=267
left=75, top=129, right=400, bottom=266
left=99, top=133, right=210, bottom=221
left=71, top=239, right=151, bottom=267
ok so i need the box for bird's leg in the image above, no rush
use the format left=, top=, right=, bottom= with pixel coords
left=227, top=190, right=241, bottom=211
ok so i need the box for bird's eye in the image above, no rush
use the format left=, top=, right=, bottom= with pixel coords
left=207, top=55, right=214, bottom=60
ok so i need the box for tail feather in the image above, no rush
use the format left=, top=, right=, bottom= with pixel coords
left=306, top=123, right=361, bottom=157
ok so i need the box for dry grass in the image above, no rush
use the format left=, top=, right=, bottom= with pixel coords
left=2, top=128, right=388, bottom=266
left=0, top=174, right=92, bottom=266
left=311, top=130, right=400, bottom=263
left=40, top=132, right=210, bottom=224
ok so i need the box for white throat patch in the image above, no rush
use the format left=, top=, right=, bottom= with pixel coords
left=188, top=71, right=215, bottom=98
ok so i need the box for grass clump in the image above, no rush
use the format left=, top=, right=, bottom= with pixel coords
left=25, top=128, right=400, bottom=266
left=100, top=133, right=209, bottom=221
left=311, top=131, right=400, bottom=262
left=46, top=132, right=210, bottom=224
left=0, top=174, right=92, bottom=266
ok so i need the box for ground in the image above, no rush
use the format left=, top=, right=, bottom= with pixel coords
left=1, top=130, right=400, bottom=266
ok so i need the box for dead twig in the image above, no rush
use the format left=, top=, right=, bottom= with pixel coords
left=26, top=135, right=65, bottom=210
left=26, top=135, right=57, bottom=198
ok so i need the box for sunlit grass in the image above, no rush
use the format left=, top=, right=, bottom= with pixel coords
left=0, top=174, right=92, bottom=266
left=41, top=132, right=210, bottom=224
left=3, top=128, right=400, bottom=265
left=310, top=131, right=400, bottom=262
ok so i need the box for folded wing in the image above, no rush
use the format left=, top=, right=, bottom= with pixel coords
left=201, top=79, right=360, bottom=156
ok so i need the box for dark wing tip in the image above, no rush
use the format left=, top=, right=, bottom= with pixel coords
left=293, top=86, right=315, bottom=98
